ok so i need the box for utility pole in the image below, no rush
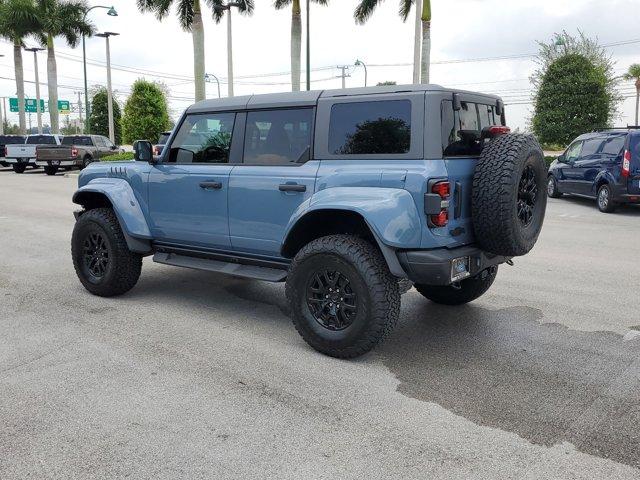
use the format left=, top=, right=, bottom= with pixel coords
left=96, top=32, right=119, bottom=143
left=76, top=91, right=84, bottom=133
left=25, top=47, right=45, bottom=134
left=306, top=0, right=311, bottom=91
left=337, top=66, right=351, bottom=89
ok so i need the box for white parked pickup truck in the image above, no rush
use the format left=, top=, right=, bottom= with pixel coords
left=4, top=134, right=63, bottom=173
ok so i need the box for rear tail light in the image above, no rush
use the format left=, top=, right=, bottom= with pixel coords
left=622, top=150, right=631, bottom=178
left=35, top=147, right=39, bottom=160
left=71, top=147, right=78, bottom=158
left=430, top=180, right=450, bottom=227
left=488, top=125, right=511, bottom=136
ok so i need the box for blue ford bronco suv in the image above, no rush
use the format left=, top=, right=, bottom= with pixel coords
left=71, top=85, right=547, bottom=358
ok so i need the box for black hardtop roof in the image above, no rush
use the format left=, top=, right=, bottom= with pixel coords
left=186, top=84, right=501, bottom=113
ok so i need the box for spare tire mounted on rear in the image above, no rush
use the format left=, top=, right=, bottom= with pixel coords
left=471, top=134, right=547, bottom=257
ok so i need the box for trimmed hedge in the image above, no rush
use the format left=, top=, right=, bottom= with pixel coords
left=102, top=152, right=135, bottom=161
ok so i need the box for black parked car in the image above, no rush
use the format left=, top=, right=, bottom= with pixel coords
left=547, top=127, right=640, bottom=212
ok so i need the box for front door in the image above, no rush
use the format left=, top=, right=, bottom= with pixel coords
left=148, top=111, right=239, bottom=249
left=557, top=140, right=583, bottom=194
left=228, top=108, right=318, bottom=256
left=573, top=137, right=605, bottom=195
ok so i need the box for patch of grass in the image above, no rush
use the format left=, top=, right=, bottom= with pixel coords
left=545, top=156, right=557, bottom=167
left=102, top=152, right=134, bottom=161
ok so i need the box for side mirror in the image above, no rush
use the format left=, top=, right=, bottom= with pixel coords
left=110, top=145, right=118, bottom=150
left=557, top=154, right=566, bottom=163
left=133, top=140, right=153, bottom=163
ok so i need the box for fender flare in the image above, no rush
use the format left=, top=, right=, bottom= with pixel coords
left=73, top=178, right=152, bottom=253
left=593, top=171, right=616, bottom=193
left=282, top=187, right=423, bottom=277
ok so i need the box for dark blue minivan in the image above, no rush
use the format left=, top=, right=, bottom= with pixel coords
left=547, top=128, right=640, bottom=212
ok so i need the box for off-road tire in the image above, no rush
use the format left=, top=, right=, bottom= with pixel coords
left=72, top=208, right=142, bottom=297
left=286, top=235, right=401, bottom=358
left=597, top=184, right=616, bottom=213
left=472, top=134, right=547, bottom=257
left=415, top=266, right=498, bottom=305
left=44, top=166, right=58, bottom=176
left=547, top=175, right=562, bottom=198
left=13, top=163, right=27, bottom=174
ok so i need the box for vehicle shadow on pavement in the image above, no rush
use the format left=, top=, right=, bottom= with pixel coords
left=558, top=195, right=640, bottom=216
left=381, top=298, right=640, bottom=469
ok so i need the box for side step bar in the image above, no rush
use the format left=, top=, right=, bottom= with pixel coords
left=153, top=252, right=288, bottom=282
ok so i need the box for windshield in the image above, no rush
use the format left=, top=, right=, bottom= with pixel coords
left=26, top=135, right=57, bottom=145
left=0, top=135, right=26, bottom=144
left=62, top=136, right=93, bottom=146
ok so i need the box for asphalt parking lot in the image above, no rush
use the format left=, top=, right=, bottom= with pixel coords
left=1, top=167, right=640, bottom=479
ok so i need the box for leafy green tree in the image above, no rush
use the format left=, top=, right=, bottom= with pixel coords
left=121, top=80, right=171, bottom=143
left=137, top=0, right=253, bottom=102
left=34, top=0, right=93, bottom=134
left=623, top=64, right=640, bottom=126
left=0, top=0, right=41, bottom=134
left=532, top=54, right=611, bottom=146
left=274, top=0, right=328, bottom=92
left=89, top=87, right=122, bottom=144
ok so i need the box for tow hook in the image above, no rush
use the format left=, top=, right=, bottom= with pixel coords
left=506, top=259, right=514, bottom=266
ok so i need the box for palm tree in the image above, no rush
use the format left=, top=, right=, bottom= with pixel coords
left=137, top=0, right=253, bottom=102
left=623, top=64, right=640, bottom=126
left=354, top=0, right=432, bottom=84
left=274, top=0, right=328, bottom=92
left=34, top=0, right=93, bottom=134
left=0, top=0, right=40, bottom=134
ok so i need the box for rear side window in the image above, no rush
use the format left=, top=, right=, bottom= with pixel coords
left=27, top=135, right=56, bottom=145
left=442, top=100, right=503, bottom=157
left=0, top=135, right=25, bottom=144
left=62, top=136, right=92, bottom=146
left=601, top=135, right=625, bottom=156
left=328, top=100, right=411, bottom=155
left=243, top=108, right=313, bottom=165
left=580, top=138, right=604, bottom=157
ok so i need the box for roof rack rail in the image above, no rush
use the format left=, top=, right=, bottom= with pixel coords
left=592, top=126, right=640, bottom=132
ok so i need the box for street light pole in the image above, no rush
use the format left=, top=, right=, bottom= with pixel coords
left=355, top=59, right=367, bottom=87
left=82, top=6, right=118, bottom=133
left=205, top=73, right=221, bottom=98
left=25, top=47, right=45, bottom=134
left=96, top=32, right=119, bottom=143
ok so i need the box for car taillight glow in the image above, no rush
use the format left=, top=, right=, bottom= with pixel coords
left=430, top=180, right=450, bottom=227
left=71, top=147, right=78, bottom=158
left=488, top=125, right=511, bottom=136
left=622, top=149, right=631, bottom=178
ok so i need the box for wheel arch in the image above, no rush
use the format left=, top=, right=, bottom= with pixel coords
left=281, top=208, right=407, bottom=278
left=73, top=180, right=152, bottom=254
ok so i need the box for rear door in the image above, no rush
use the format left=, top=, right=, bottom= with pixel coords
left=573, top=137, right=605, bottom=195
left=228, top=107, right=318, bottom=256
left=148, top=111, right=239, bottom=249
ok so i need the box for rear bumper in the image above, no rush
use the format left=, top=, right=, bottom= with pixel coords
left=397, top=245, right=510, bottom=286
left=616, top=193, right=640, bottom=204
left=4, top=158, right=35, bottom=164
left=36, top=160, right=79, bottom=167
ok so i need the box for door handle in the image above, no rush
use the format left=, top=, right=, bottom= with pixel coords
left=199, top=181, right=222, bottom=190
left=279, top=184, right=306, bottom=192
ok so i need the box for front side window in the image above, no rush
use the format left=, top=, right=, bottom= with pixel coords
left=329, top=100, right=411, bottom=155
left=243, top=108, right=313, bottom=165
left=565, top=141, right=582, bottom=162
left=168, top=112, right=235, bottom=164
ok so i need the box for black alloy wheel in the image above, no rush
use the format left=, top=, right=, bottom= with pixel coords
left=517, top=164, right=538, bottom=227
left=306, top=269, right=358, bottom=331
left=82, top=230, right=110, bottom=281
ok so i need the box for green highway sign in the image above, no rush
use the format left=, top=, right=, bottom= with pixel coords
left=9, top=98, right=71, bottom=113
